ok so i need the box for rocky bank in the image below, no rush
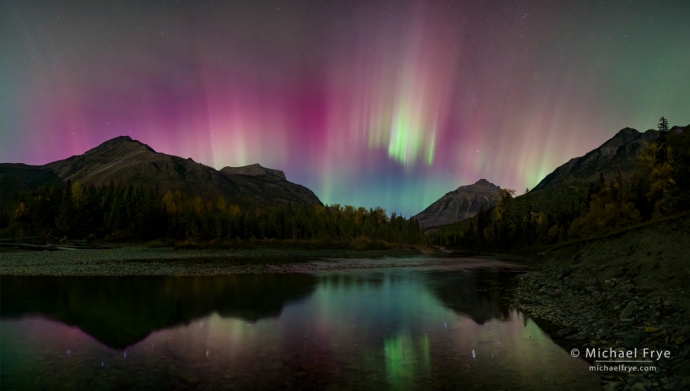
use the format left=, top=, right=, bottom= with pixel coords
left=508, top=214, right=690, bottom=390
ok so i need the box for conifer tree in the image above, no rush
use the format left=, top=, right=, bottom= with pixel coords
left=658, top=117, right=669, bottom=132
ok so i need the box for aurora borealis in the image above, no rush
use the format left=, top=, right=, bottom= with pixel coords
left=1, top=0, right=689, bottom=216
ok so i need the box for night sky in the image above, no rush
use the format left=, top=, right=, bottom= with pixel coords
left=1, top=0, right=689, bottom=216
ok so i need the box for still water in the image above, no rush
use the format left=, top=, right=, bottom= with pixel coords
left=1, top=260, right=600, bottom=390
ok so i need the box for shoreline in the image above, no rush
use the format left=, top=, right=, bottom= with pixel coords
left=0, top=246, right=526, bottom=276
left=0, top=246, right=425, bottom=276
left=508, top=269, right=690, bottom=391
left=504, top=215, right=690, bottom=391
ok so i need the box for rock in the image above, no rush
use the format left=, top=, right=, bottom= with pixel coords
left=568, top=331, right=587, bottom=340
left=624, top=334, right=640, bottom=348
left=672, top=362, right=690, bottom=377
left=605, top=381, right=623, bottom=391
left=620, top=301, right=637, bottom=319
left=663, top=382, right=676, bottom=390
left=632, top=382, right=646, bottom=390
left=613, top=332, right=629, bottom=340
left=645, top=327, right=660, bottom=333
left=680, top=347, right=690, bottom=359
left=647, top=330, right=668, bottom=343
left=620, top=318, right=634, bottom=327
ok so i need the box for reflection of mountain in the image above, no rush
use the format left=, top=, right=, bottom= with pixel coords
left=425, top=270, right=512, bottom=325
left=0, top=274, right=316, bottom=349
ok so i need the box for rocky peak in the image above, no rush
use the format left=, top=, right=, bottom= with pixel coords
left=614, top=127, right=640, bottom=140
left=468, top=178, right=499, bottom=189
left=414, top=179, right=502, bottom=229
left=86, top=136, right=157, bottom=156
left=220, top=164, right=287, bottom=180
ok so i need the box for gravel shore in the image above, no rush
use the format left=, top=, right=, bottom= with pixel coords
left=0, top=246, right=494, bottom=276
left=509, top=269, right=689, bottom=391
left=506, top=215, right=690, bottom=391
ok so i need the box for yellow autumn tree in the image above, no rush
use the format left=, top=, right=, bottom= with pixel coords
left=638, top=142, right=675, bottom=217
left=14, top=202, right=27, bottom=220
left=216, top=197, right=227, bottom=213
left=71, top=181, right=84, bottom=207
left=162, top=190, right=180, bottom=215
left=228, top=204, right=241, bottom=217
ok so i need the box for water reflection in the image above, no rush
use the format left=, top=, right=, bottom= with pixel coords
left=425, top=269, right=514, bottom=324
left=0, top=263, right=600, bottom=390
left=0, top=274, right=317, bottom=349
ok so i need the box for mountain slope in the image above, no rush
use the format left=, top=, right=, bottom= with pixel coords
left=414, top=179, right=501, bottom=229
left=220, top=163, right=286, bottom=180
left=0, top=136, right=322, bottom=208
left=532, top=127, right=659, bottom=191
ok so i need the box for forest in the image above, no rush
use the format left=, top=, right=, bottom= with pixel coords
left=429, top=119, right=690, bottom=250
left=1, top=181, right=424, bottom=247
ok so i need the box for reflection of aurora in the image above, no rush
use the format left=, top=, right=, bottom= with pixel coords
left=384, top=332, right=431, bottom=389
left=1, top=266, right=602, bottom=390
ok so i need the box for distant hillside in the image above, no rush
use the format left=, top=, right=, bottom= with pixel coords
left=414, top=179, right=501, bottom=229
left=428, top=123, right=690, bottom=251
left=0, top=136, right=322, bottom=208
left=532, top=127, right=658, bottom=191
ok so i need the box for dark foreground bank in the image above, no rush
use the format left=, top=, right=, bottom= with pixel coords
left=507, top=215, right=690, bottom=391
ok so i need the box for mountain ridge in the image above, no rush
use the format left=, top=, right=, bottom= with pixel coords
left=531, top=127, right=659, bottom=192
left=0, top=136, right=322, bottom=208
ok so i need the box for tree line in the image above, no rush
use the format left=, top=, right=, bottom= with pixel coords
left=2, top=118, right=687, bottom=251
left=430, top=118, right=690, bottom=250
left=1, top=181, right=424, bottom=246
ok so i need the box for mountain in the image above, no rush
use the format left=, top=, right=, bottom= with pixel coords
left=220, top=163, right=286, bottom=180
left=531, top=127, right=660, bottom=192
left=0, top=136, right=321, bottom=208
left=414, top=179, right=501, bottom=229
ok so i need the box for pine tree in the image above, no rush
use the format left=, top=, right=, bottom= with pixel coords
left=658, top=117, right=669, bottom=132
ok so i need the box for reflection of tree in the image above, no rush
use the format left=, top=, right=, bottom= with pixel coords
left=0, top=274, right=317, bottom=349
left=425, top=270, right=513, bottom=325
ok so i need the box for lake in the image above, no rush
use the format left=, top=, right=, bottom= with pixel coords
left=0, top=259, right=600, bottom=390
